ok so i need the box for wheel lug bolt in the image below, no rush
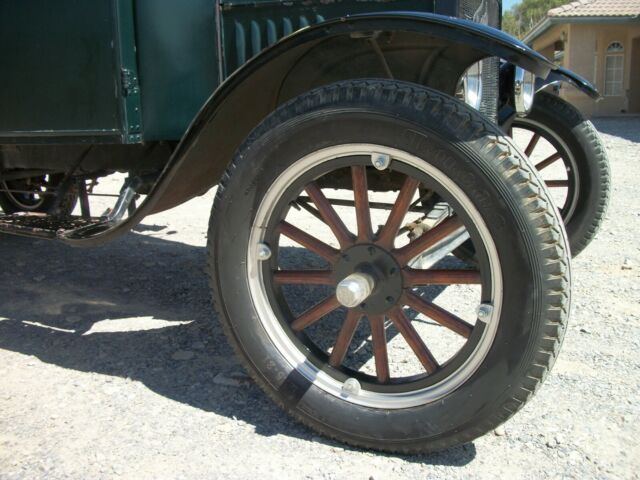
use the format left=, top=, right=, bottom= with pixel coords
left=368, top=246, right=376, bottom=256
left=477, top=303, right=493, bottom=321
left=342, top=378, right=361, bottom=396
left=386, top=296, right=394, bottom=304
left=342, top=254, right=350, bottom=262
left=257, top=242, right=272, bottom=261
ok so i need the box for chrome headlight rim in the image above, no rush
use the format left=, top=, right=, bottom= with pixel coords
left=461, top=61, right=483, bottom=111
left=514, top=66, right=536, bottom=117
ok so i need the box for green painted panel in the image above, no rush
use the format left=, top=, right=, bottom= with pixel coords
left=134, top=0, right=219, bottom=141
left=0, top=0, right=122, bottom=138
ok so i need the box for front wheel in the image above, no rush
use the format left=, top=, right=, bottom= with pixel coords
left=209, top=81, right=571, bottom=453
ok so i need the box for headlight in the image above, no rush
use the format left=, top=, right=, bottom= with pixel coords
left=514, top=67, right=535, bottom=116
left=460, top=61, right=483, bottom=111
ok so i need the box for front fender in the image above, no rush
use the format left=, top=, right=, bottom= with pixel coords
left=146, top=12, right=556, bottom=214
left=61, top=12, right=564, bottom=245
left=535, top=66, right=600, bottom=99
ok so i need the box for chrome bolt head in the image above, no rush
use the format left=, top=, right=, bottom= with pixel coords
left=341, top=377, right=361, bottom=396
left=257, top=242, right=272, bottom=261
left=477, top=303, right=493, bottom=321
left=372, top=153, right=391, bottom=171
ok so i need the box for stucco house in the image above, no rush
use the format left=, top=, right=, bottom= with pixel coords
left=523, top=0, right=640, bottom=116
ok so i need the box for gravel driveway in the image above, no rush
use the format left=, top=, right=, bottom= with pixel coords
left=1, top=117, right=638, bottom=479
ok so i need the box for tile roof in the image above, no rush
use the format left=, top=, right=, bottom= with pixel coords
left=548, top=0, right=640, bottom=17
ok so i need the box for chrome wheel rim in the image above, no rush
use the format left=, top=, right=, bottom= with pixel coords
left=248, top=144, right=503, bottom=409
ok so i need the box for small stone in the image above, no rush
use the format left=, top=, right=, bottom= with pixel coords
left=494, top=425, right=506, bottom=436
left=191, top=341, right=205, bottom=350
left=622, top=258, right=633, bottom=270
left=33, top=275, right=46, bottom=282
left=213, top=372, right=249, bottom=387
left=171, top=350, right=194, bottom=361
left=580, top=327, right=591, bottom=334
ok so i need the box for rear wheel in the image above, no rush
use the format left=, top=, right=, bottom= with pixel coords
left=0, top=173, right=77, bottom=215
left=209, top=81, right=570, bottom=453
left=510, top=92, right=610, bottom=256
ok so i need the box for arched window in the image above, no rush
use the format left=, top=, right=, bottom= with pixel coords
left=605, top=42, right=624, bottom=96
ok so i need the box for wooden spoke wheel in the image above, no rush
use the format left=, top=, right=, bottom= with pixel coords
left=511, top=92, right=610, bottom=256
left=256, top=149, right=497, bottom=400
left=209, top=81, right=571, bottom=453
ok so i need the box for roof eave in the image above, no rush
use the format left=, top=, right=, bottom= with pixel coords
left=523, top=15, right=640, bottom=45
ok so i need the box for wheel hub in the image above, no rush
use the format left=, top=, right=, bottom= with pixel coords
left=335, top=244, right=403, bottom=314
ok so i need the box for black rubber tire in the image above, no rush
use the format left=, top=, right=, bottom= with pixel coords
left=514, top=92, right=610, bottom=256
left=0, top=173, right=77, bottom=215
left=208, top=80, right=571, bottom=454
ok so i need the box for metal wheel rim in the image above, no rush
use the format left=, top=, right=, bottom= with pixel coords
left=247, top=144, right=503, bottom=409
left=513, top=117, right=581, bottom=223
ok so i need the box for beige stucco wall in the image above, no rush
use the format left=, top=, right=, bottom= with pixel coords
left=531, top=22, right=640, bottom=116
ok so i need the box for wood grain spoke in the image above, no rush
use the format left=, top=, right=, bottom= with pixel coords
left=278, top=221, right=339, bottom=262
left=290, top=295, right=341, bottom=332
left=404, top=293, right=474, bottom=339
left=368, top=315, right=390, bottom=383
left=328, top=310, right=362, bottom=368
left=524, top=132, right=541, bottom=156
left=376, top=176, right=420, bottom=248
left=404, top=268, right=481, bottom=286
left=351, top=166, right=373, bottom=242
left=546, top=179, right=569, bottom=188
left=388, top=307, right=439, bottom=374
left=535, top=152, right=562, bottom=171
left=305, top=182, right=354, bottom=248
left=394, top=215, right=463, bottom=266
left=273, top=270, right=333, bottom=285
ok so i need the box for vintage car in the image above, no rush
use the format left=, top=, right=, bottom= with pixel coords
left=0, top=0, right=609, bottom=453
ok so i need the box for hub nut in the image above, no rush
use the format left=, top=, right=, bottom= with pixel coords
left=336, top=272, right=376, bottom=308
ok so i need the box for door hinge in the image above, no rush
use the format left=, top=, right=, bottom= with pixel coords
left=121, top=68, right=139, bottom=97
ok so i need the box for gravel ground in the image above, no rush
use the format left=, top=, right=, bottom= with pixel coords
left=1, top=117, right=639, bottom=479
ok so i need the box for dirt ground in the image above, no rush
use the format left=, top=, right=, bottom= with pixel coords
left=1, top=117, right=639, bottom=479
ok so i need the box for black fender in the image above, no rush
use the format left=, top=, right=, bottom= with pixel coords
left=62, top=11, right=562, bottom=246
left=535, top=66, right=600, bottom=99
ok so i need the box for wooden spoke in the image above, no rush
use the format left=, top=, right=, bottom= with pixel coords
left=376, top=176, right=420, bottom=248
left=278, top=221, right=339, bottom=262
left=368, top=315, right=390, bottom=383
left=290, top=295, right=341, bottom=332
left=305, top=182, right=354, bottom=248
left=524, top=132, right=541, bottom=156
left=351, top=166, right=373, bottom=242
left=273, top=270, right=334, bottom=285
left=546, top=179, right=569, bottom=188
left=404, top=293, right=474, bottom=339
left=535, top=152, right=562, bottom=171
left=388, top=307, right=439, bottom=374
left=394, top=216, right=463, bottom=266
left=404, top=268, right=481, bottom=286
left=329, top=310, right=362, bottom=368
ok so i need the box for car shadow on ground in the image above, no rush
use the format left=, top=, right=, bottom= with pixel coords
left=592, top=117, right=640, bottom=143
left=0, top=229, right=476, bottom=466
